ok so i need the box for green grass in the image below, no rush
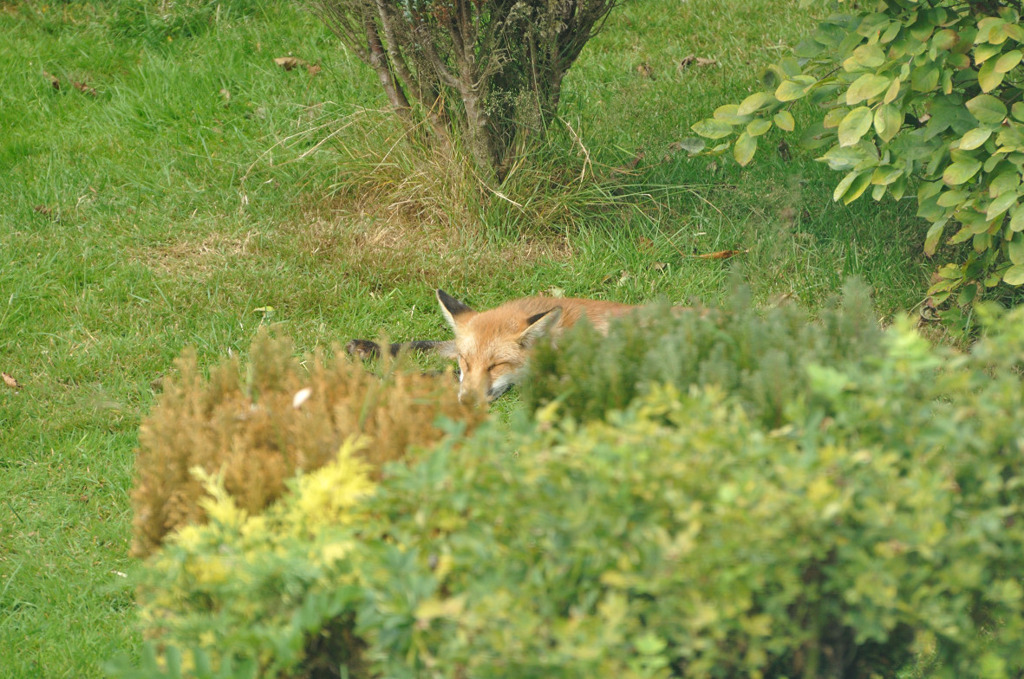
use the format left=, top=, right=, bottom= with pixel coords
left=0, top=0, right=935, bottom=676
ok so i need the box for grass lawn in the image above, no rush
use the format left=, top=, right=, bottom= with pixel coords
left=0, top=0, right=934, bottom=676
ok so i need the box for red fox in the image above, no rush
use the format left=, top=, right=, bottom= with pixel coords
left=347, top=289, right=646, bottom=404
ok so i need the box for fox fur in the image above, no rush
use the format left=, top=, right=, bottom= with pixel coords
left=348, top=289, right=647, bottom=404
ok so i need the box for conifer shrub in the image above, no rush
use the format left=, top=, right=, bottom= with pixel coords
left=523, top=278, right=883, bottom=427
left=117, top=304, right=1024, bottom=678
left=130, top=331, right=481, bottom=557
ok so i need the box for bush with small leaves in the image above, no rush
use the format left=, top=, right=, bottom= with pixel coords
left=523, top=278, right=882, bottom=426
left=351, top=306, right=1024, bottom=678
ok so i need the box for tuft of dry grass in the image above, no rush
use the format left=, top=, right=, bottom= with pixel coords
left=131, top=330, right=484, bottom=558
left=138, top=230, right=260, bottom=280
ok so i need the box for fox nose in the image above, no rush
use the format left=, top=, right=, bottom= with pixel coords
left=458, top=384, right=488, bottom=406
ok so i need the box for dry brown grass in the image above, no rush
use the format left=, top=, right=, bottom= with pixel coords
left=138, top=230, right=260, bottom=280
left=282, top=205, right=573, bottom=291
left=131, top=330, right=484, bottom=557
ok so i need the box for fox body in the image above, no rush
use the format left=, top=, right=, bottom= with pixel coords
left=348, top=290, right=642, bottom=404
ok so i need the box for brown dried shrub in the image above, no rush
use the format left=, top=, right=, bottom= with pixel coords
left=131, top=331, right=481, bottom=558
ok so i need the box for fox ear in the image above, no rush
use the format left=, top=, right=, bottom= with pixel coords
left=518, top=307, right=562, bottom=347
left=437, top=289, right=473, bottom=330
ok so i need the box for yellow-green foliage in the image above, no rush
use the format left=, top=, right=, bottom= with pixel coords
left=131, top=331, right=482, bottom=557
left=135, top=437, right=376, bottom=678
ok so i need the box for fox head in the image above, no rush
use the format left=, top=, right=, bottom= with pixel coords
left=437, top=289, right=562, bottom=404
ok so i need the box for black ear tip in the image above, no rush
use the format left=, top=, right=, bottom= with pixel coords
left=437, top=289, right=472, bottom=315
left=525, top=306, right=561, bottom=326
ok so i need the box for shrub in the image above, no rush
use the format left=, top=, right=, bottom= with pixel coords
left=119, top=302, right=1024, bottom=677
left=130, top=330, right=482, bottom=558
left=690, top=0, right=1024, bottom=307
left=523, top=277, right=883, bottom=426
left=311, top=0, right=619, bottom=180
left=353, top=307, right=1024, bottom=678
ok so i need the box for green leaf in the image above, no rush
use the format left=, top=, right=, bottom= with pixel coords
left=734, top=132, right=757, bottom=166
left=871, top=165, right=903, bottom=186
left=823, top=107, right=849, bottom=129
left=714, top=104, right=751, bottom=125
left=910, top=64, right=940, bottom=92
left=775, top=80, right=810, bottom=102
left=836, top=170, right=871, bottom=204
left=737, top=92, right=771, bottom=116
left=937, top=190, right=968, bottom=207
left=990, top=170, right=1020, bottom=197
left=995, top=49, right=1022, bottom=73
left=976, top=17, right=1007, bottom=44
left=849, top=43, right=886, bottom=68
left=974, top=42, right=1003, bottom=64
left=1009, top=233, right=1024, bottom=265
left=933, top=29, right=959, bottom=51
left=833, top=170, right=860, bottom=202
left=1012, top=102, right=1024, bottom=123
left=746, top=119, right=773, bottom=137
left=838, top=107, right=874, bottom=147
left=873, top=104, right=904, bottom=143
left=692, top=118, right=734, bottom=140
left=959, top=128, right=993, bottom=151
left=925, top=219, right=947, bottom=255
left=1011, top=205, right=1024, bottom=232
left=957, top=283, right=978, bottom=305
left=966, top=94, right=1008, bottom=124
left=985, top=192, right=1017, bottom=221
left=890, top=174, right=908, bottom=200
left=774, top=110, right=795, bottom=132
left=882, top=77, right=902, bottom=104
left=978, top=60, right=1004, bottom=93
left=819, top=145, right=871, bottom=171
left=1005, top=22, right=1024, bottom=43
left=846, top=74, right=891, bottom=105
left=1003, top=264, right=1024, bottom=285
left=942, top=158, right=983, bottom=185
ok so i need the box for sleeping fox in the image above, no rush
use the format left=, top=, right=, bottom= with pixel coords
left=347, top=289, right=646, bottom=404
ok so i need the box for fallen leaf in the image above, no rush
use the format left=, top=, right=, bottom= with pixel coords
left=678, top=55, right=719, bottom=71
left=33, top=205, right=52, bottom=216
left=305, top=63, right=321, bottom=76
left=687, top=249, right=749, bottom=260
left=219, top=88, right=231, bottom=104
left=274, top=56, right=302, bottom=71
left=42, top=70, right=59, bottom=90
left=636, top=62, right=654, bottom=78
left=72, top=81, right=97, bottom=96
left=653, top=262, right=668, bottom=271
left=2, top=372, right=22, bottom=390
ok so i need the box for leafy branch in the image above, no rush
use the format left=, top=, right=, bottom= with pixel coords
left=689, top=0, right=1024, bottom=306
